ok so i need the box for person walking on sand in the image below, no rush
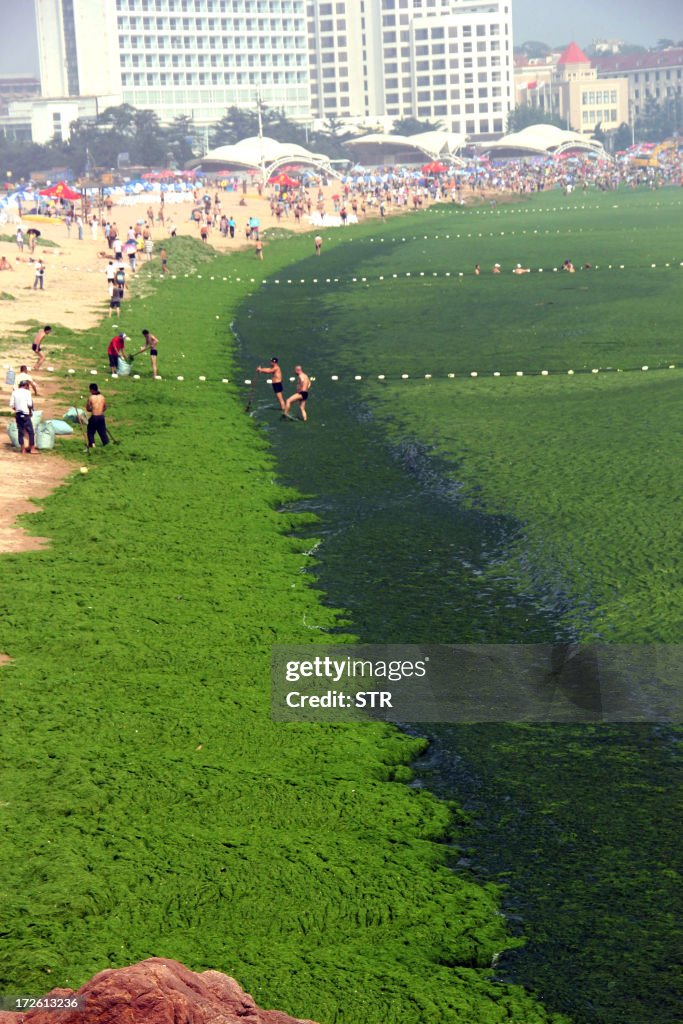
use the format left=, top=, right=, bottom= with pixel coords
left=256, top=356, right=286, bottom=412
left=138, top=329, right=160, bottom=378
left=32, top=325, right=51, bottom=371
left=284, top=365, right=311, bottom=422
left=10, top=379, right=37, bottom=454
left=86, top=383, right=109, bottom=448
left=33, top=259, right=46, bottom=290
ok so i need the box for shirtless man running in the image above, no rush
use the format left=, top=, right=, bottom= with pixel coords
left=32, top=325, right=51, bottom=371
left=284, top=365, right=311, bottom=422
left=256, top=356, right=285, bottom=411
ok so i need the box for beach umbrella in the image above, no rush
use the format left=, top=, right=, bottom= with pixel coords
left=39, top=181, right=81, bottom=200
left=421, top=161, right=448, bottom=174
left=269, top=173, right=298, bottom=187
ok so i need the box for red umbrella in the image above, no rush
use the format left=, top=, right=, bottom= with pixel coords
left=39, top=181, right=81, bottom=200
left=421, top=161, right=448, bottom=175
left=269, top=173, right=298, bottom=187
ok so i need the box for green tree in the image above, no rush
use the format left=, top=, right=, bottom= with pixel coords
left=516, top=40, right=552, bottom=59
left=98, top=103, right=138, bottom=136
left=164, top=115, right=197, bottom=168
left=309, top=118, right=354, bottom=159
left=612, top=122, right=633, bottom=151
left=210, top=106, right=260, bottom=147
left=391, top=116, right=444, bottom=135
left=636, top=96, right=674, bottom=143
left=506, top=105, right=569, bottom=132
left=131, top=109, right=166, bottom=164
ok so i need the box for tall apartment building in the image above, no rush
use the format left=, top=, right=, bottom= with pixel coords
left=35, top=0, right=312, bottom=125
left=33, top=0, right=514, bottom=137
left=308, top=0, right=514, bottom=137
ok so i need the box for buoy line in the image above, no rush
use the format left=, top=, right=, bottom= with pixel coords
left=29, top=362, right=679, bottom=386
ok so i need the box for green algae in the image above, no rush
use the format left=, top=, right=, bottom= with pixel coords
left=230, top=190, right=682, bottom=1024
left=0, top=238, right=564, bottom=1023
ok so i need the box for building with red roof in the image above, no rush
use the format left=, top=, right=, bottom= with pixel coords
left=514, top=42, right=629, bottom=138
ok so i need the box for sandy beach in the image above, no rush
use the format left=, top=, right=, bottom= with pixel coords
left=1, top=180, right=419, bottom=554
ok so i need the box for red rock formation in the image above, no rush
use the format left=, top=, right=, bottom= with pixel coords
left=0, top=958, right=319, bottom=1024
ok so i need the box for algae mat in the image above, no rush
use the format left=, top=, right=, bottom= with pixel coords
left=234, top=191, right=682, bottom=1024
left=0, top=237, right=563, bottom=1024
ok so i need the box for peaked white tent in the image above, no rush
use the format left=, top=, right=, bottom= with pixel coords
left=194, top=136, right=336, bottom=181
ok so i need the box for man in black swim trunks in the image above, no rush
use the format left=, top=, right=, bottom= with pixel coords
left=32, top=325, right=51, bottom=371
left=284, top=364, right=311, bottom=422
left=139, top=328, right=160, bottom=378
left=255, top=356, right=285, bottom=411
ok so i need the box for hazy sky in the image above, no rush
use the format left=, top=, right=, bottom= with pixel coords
left=0, top=1, right=682, bottom=76
left=513, top=0, right=682, bottom=48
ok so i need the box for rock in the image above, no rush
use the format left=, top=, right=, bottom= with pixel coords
left=0, top=958, right=319, bottom=1024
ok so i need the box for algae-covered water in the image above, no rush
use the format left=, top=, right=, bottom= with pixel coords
left=235, top=191, right=682, bottom=1024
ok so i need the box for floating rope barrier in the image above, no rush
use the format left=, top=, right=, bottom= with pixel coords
left=31, top=362, right=680, bottom=387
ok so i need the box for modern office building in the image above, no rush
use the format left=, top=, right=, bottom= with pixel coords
left=308, top=0, right=515, bottom=138
left=33, top=0, right=514, bottom=138
left=34, top=0, right=312, bottom=125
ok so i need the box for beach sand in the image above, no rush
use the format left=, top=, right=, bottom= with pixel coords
left=0, top=180, right=443, bottom=554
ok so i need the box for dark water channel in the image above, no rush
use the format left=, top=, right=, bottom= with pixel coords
left=236, top=316, right=679, bottom=1024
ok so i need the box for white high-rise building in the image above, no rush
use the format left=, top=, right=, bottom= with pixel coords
left=33, top=0, right=514, bottom=138
left=35, top=0, right=122, bottom=99
left=308, top=0, right=514, bottom=137
left=34, top=0, right=312, bottom=125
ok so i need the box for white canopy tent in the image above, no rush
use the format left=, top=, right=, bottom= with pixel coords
left=345, top=131, right=466, bottom=166
left=194, top=136, right=337, bottom=182
left=483, top=124, right=608, bottom=159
